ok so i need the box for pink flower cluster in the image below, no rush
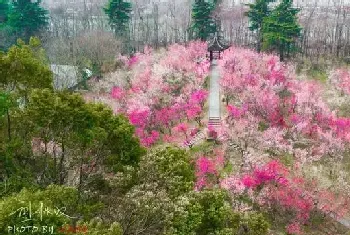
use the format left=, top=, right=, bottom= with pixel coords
left=227, top=104, right=248, bottom=119
left=195, top=151, right=225, bottom=190
left=220, top=45, right=350, bottom=163
left=229, top=160, right=349, bottom=234
left=127, top=55, right=138, bottom=67
left=128, top=109, right=150, bottom=128
left=189, top=89, right=208, bottom=105
left=241, top=160, right=288, bottom=188
left=135, top=129, right=160, bottom=147
left=109, top=42, right=210, bottom=147
left=195, top=157, right=217, bottom=190
left=286, top=222, right=302, bottom=235
left=111, top=86, right=125, bottom=100
left=330, top=68, right=350, bottom=95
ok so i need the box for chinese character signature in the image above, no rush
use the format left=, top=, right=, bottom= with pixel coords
left=9, top=201, right=77, bottom=223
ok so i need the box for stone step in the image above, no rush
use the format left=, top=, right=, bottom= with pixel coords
left=208, top=124, right=221, bottom=127
left=208, top=119, right=221, bottom=122
left=208, top=118, right=221, bottom=126
left=208, top=122, right=221, bottom=125
left=183, top=131, right=206, bottom=147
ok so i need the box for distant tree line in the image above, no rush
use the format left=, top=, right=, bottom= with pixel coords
left=0, top=0, right=48, bottom=51
left=1, top=0, right=349, bottom=67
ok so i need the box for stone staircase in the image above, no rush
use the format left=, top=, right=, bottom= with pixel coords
left=183, top=131, right=206, bottom=148
left=208, top=117, right=221, bottom=127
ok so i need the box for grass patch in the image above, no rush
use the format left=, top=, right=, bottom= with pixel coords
left=338, top=103, right=350, bottom=117
left=258, top=121, right=269, bottom=132
left=306, top=67, right=328, bottom=83
left=188, top=140, right=216, bottom=155
left=203, top=75, right=210, bottom=89
left=279, top=153, right=294, bottom=167
left=295, top=57, right=329, bottom=83
left=220, top=162, right=233, bottom=177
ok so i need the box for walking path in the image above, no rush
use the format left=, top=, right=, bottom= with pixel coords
left=184, top=59, right=222, bottom=147
left=208, top=60, right=222, bottom=128
left=208, top=60, right=221, bottom=121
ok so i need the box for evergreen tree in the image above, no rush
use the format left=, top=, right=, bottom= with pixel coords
left=7, top=0, right=48, bottom=43
left=0, top=0, right=9, bottom=25
left=245, top=0, right=275, bottom=53
left=104, top=0, right=132, bottom=38
left=191, top=0, right=217, bottom=41
left=0, top=0, right=14, bottom=51
left=1, top=37, right=53, bottom=97
left=262, top=0, right=302, bottom=61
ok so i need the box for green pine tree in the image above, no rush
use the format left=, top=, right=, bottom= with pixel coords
left=0, top=0, right=9, bottom=25
left=245, top=0, right=275, bottom=53
left=7, top=0, right=48, bottom=43
left=262, top=0, right=302, bottom=61
left=104, top=0, right=132, bottom=38
left=0, top=0, right=15, bottom=51
left=191, top=0, right=217, bottom=41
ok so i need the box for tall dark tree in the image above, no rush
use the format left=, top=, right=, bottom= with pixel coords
left=7, top=0, right=48, bottom=43
left=0, top=0, right=9, bottom=25
left=104, top=0, right=132, bottom=38
left=245, top=0, right=275, bottom=53
left=191, top=0, right=217, bottom=41
left=0, top=0, right=14, bottom=51
left=262, top=0, right=302, bottom=61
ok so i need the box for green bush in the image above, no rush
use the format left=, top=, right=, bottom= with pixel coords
left=166, top=189, right=241, bottom=235
left=0, top=185, right=79, bottom=234
left=138, top=146, right=196, bottom=198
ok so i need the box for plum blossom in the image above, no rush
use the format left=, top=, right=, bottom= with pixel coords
left=111, top=86, right=125, bottom=99
left=286, top=222, right=302, bottom=235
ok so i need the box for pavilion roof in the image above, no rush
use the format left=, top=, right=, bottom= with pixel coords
left=207, top=36, right=229, bottom=52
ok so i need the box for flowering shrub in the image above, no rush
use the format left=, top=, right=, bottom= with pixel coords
left=222, top=160, right=350, bottom=234
left=207, top=126, right=218, bottom=140
left=218, top=47, right=350, bottom=233
left=110, top=86, right=125, bottom=100
left=220, top=48, right=348, bottom=160
left=329, top=68, right=350, bottom=95
left=194, top=149, right=226, bottom=191
left=195, top=157, right=217, bottom=190
left=108, top=42, right=210, bottom=147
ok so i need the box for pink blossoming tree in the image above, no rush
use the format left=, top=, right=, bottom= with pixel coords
left=218, top=47, right=350, bottom=233
left=107, top=42, right=210, bottom=146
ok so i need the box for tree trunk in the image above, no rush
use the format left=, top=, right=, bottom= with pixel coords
left=6, top=108, right=11, bottom=141
left=257, top=29, right=262, bottom=53
left=59, top=142, right=65, bottom=185
left=78, top=157, right=84, bottom=193
left=53, top=144, right=57, bottom=184
left=279, top=43, right=285, bottom=62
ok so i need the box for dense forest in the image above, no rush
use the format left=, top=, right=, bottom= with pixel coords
left=1, top=0, right=350, bottom=235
